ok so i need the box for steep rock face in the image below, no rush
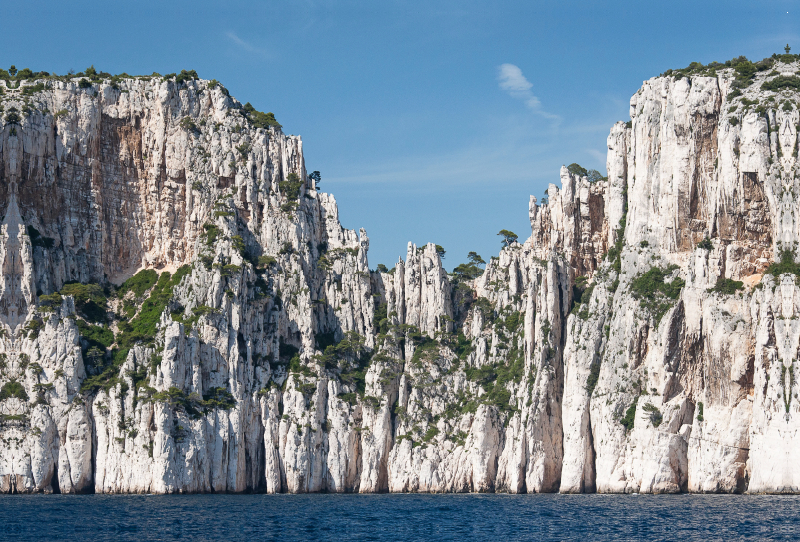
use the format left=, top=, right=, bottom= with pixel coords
left=559, top=61, right=800, bottom=494
left=1, top=58, right=800, bottom=493
left=529, top=168, right=608, bottom=277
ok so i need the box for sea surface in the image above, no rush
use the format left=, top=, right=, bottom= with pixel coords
left=1, top=493, right=799, bottom=541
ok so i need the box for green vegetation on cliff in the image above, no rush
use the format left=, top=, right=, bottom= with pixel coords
left=630, top=266, right=685, bottom=324
left=79, top=266, right=191, bottom=394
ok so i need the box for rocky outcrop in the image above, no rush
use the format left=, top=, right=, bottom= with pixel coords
left=1, top=57, right=800, bottom=493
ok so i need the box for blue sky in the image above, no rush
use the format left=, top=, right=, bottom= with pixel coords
left=3, top=0, right=799, bottom=270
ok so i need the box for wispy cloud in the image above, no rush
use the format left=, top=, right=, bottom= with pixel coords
left=497, top=63, right=559, bottom=121
left=585, top=148, right=607, bottom=165
left=324, top=139, right=553, bottom=189
left=226, top=31, right=271, bottom=58
left=323, top=111, right=615, bottom=188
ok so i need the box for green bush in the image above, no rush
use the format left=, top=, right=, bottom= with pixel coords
left=24, top=319, right=43, bottom=339
left=38, top=292, right=63, bottom=311
left=765, top=249, right=800, bottom=278
left=279, top=173, right=303, bottom=200
left=464, top=364, right=496, bottom=386
left=504, top=311, right=522, bottom=332
left=317, top=332, right=372, bottom=394
left=257, top=255, right=277, bottom=269
left=567, top=163, right=588, bottom=177
left=150, top=385, right=235, bottom=419
left=620, top=395, right=639, bottom=431
left=0, top=381, right=28, bottom=402
left=643, top=402, right=663, bottom=427
left=76, top=320, right=114, bottom=351
left=587, top=169, right=607, bottom=183
left=117, top=269, right=159, bottom=298
left=468, top=252, right=485, bottom=267
left=734, top=60, right=757, bottom=80
left=116, top=267, right=190, bottom=350
left=219, top=264, right=241, bottom=277
left=452, top=252, right=484, bottom=282
left=288, top=354, right=314, bottom=377
left=78, top=78, right=92, bottom=89
left=761, top=75, right=800, bottom=92
left=76, top=319, right=116, bottom=391
left=423, top=426, right=439, bottom=442
left=192, top=305, right=219, bottom=317
left=410, top=337, right=440, bottom=367
left=21, top=83, right=46, bottom=96
left=708, top=277, right=744, bottom=295
left=242, top=102, right=282, bottom=130
left=175, top=69, right=198, bottom=85
left=727, top=89, right=742, bottom=100
left=280, top=201, right=298, bottom=214
left=451, top=262, right=483, bottom=281
left=373, top=301, right=389, bottom=336
left=173, top=304, right=221, bottom=331
left=498, top=229, right=518, bottom=247
left=585, top=361, right=601, bottom=395
left=464, top=340, right=524, bottom=414
left=16, top=68, right=35, bottom=79
left=630, top=266, right=685, bottom=323
left=235, top=142, right=252, bottom=157
left=79, top=353, right=126, bottom=394
left=202, top=386, right=235, bottom=409
left=60, top=282, right=107, bottom=322
left=202, top=223, right=221, bottom=246
left=179, top=116, right=199, bottom=133
left=451, top=331, right=473, bottom=361
left=696, top=237, right=713, bottom=250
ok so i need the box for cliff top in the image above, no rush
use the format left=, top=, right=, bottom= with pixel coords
left=660, top=51, right=800, bottom=94
left=0, top=65, right=284, bottom=131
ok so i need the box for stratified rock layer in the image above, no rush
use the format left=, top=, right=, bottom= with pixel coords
left=0, top=61, right=799, bottom=493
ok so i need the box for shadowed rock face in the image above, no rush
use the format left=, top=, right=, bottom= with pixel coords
left=1, top=61, right=800, bottom=494
left=0, top=192, right=33, bottom=336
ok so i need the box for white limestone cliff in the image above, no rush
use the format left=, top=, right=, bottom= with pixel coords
left=1, top=57, right=800, bottom=494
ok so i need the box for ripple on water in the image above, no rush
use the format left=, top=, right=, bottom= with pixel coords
left=1, top=493, right=800, bottom=541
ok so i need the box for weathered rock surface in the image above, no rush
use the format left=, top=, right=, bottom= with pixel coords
left=1, top=58, right=799, bottom=493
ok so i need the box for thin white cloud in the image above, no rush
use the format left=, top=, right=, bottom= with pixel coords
left=325, top=140, right=552, bottom=188
left=498, top=63, right=559, bottom=121
left=226, top=31, right=270, bottom=58
left=324, top=113, right=618, bottom=188
left=585, top=148, right=607, bottom=166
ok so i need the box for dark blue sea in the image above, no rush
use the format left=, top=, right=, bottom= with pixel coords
left=1, top=493, right=798, bottom=541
